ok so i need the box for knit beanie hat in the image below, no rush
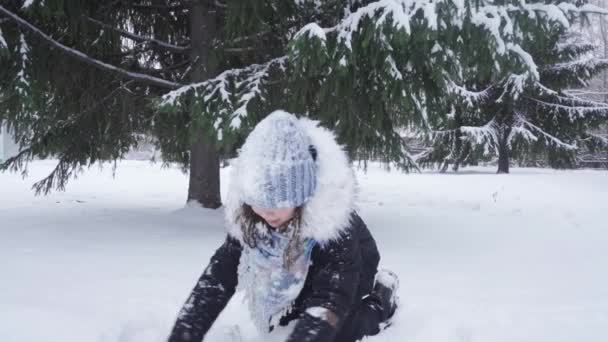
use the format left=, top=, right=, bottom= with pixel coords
left=238, top=110, right=317, bottom=208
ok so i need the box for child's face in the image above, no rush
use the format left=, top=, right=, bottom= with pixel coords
left=250, top=206, right=296, bottom=228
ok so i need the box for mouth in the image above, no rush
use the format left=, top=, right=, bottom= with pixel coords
left=268, top=219, right=282, bottom=226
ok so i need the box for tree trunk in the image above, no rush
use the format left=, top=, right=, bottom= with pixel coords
left=188, top=133, right=221, bottom=208
left=187, top=0, right=222, bottom=208
left=497, top=129, right=510, bottom=174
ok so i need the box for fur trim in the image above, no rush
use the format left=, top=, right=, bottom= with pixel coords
left=224, top=116, right=357, bottom=245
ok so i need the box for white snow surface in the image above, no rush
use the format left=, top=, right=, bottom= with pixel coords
left=1, top=160, right=608, bottom=342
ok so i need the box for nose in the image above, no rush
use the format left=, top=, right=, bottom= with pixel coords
left=259, top=208, right=277, bottom=219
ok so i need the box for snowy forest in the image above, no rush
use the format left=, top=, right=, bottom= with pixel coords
left=1, top=1, right=608, bottom=342
left=2, top=0, right=608, bottom=206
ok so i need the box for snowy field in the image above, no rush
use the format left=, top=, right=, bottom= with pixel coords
left=1, top=160, right=607, bottom=342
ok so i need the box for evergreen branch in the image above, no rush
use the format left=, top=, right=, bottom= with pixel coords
left=130, top=2, right=191, bottom=10
left=0, top=145, right=33, bottom=176
left=222, top=31, right=271, bottom=46
left=72, top=80, right=136, bottom=118
left=96, top=0, right=123, bottom=15
left=515, top=114, right=577, bottom=150
left=586, top=132, right=608, bottom=145
left=551, top=92, right=608, bottom=108
left=447, top=80, right=493, bottom=106
left=574, top=3, right=608, bottom=16
left=229, top=57, right=288, bottom=128
left=544, top=57, right=608, bottom=72
left=460, top=120, right=498, bottom=148
left=433, top=119, right=498, bottom=145
left=0, top=5, right=182, bottom=89
left=555, top=41, right=596, bottom=56
left=430, top=120, right=499, bottom=161
left=214, top=0, right=227, bottom=9
left=565, top=90, right=608, bottom=96
left=224, top=47, right=257, bottom=53
left=509, top=123, right=538, bottom=144
left=179, top=58, right=196, bottom=81
left=498, top=74, right=528, bottom=102
left=526, top=96, right=608, bottom=113
left=506, top=3, right=608, bottom=24
left=533, top=82, right=559, bottom=96
left=161, top=56, right=288, bottom=129
left=31, top=156, right=84, bottom=195
left=353, top=115, right=419, bottom=169
left=86, top=16, right=190, bottom=53
left=507, top=43, right=539, bottom=79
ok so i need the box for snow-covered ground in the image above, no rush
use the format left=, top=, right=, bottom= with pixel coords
left=1, top=160, right=607, bottom=342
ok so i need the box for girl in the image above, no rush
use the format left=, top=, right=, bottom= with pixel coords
left=168, top=110, right=399, bottom=342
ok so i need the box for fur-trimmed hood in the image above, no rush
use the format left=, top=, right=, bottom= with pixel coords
left=224, top=115, right=357, bottom=245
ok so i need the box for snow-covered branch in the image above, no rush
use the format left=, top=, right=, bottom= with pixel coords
left=509, top=124, right=538, bottom=145
left=551, top=92, right=608, bottom=108
left=294, top=23, right=327, bottom=46
left=130, top=2, right=191, bottom=11
left=507, top=43, right=539, bottom=80
left=16, top=33, right=30, bottom=95
left=566, top=89, right=608, bottom=96
left=498, top=73, right=529, bottom=101
left=586, top=132, right=608, bottom=145
left=0, top=27, right=7, bottom=49
left=526, top=96, right=608, bottom=119
left=161, top=57, right=288, bottom=132
left=447, top=80, right=493, bottom=106
left=230, top=57, right=287, bottom=129
left=0, top=5, right=182, bottom=89
left=86, top=16, right=190, bottom=53
left=432, top=119, right=499, bottom=156
left=21, top=0, right=35, bottom=10
left=460, top=120, right=499, bottom=146
left=546, top=56, right=608, bottom=73
left=514, top=114, right=577, bottom=150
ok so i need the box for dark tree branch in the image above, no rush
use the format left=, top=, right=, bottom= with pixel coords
left=163, top=59, right=191, bottom=71
left=32, top=155, right=82, bottom=195
left=129, top=0, right=223, bottom=10
left=180, top=57, right=197, bottom=81
left=212, top=30, right=272, bottom=49
left=0, top=5, right=182, bottom=89
left=96, top=0, right=123, bottom=15
left=86, top=16, right=190, bottom=53
left=130, top=2, right=190, bottom=10
left=77, top=80, right=136, bottom=115
left=0, top=146, right=33, bottom=175
left=224, top=46, right=257, bottom=53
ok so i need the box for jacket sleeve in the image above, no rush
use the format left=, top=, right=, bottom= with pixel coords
left=286, top=224, right=361, bottom=342
left=168, top=236, right=242, bottom=342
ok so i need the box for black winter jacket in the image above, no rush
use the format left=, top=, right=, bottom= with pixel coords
left=168, top=213, right=379, bottom=342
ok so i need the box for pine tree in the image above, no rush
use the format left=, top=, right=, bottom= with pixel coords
left=0, top=0, right=195, bottom=198
left=418, top=4, right=608, bottom=173
left=2, top=0, right=605, bottom=205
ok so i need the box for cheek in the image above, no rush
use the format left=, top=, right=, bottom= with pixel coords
left=281, top=210, right=296, bottom=221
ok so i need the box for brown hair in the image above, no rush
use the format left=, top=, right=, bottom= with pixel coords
left=238, top=204, right=305, bottom=268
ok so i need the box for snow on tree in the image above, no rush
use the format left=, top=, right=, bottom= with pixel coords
left=418, top=4, right=608, bottom=173
left=2, top=0, right=607, bottom=203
